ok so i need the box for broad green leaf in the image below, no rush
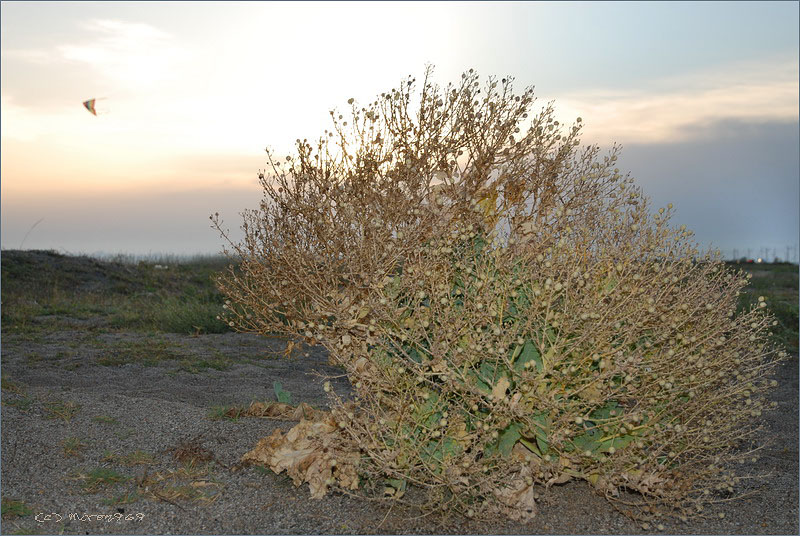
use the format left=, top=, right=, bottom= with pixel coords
left=404, top=345, right=423, bottom=364
left=513, top=339, right=542, bottom=372
left=571, top=425, right=603, bottom=453
left=523, top=411, right=551, bottom=453
left=384, top=276, right=402, bottom=300
left=602, top=275, right=618, bottom=294
left=597, top=434, right=635, bottom=452
left=413, top=391, right=443, bottom=429
left=545, top=326, right=557, bottom=344
left=386, top=478, right=407, bottom=493
left=487, top=423, right=522, bottom=458
left=519, top=436, right=542, bottom=456
left=421, top=437, right=462, bottom=465
left=479, top=360, right=510, bottom=385
left=536, top=435, right=550, bottom=454
left=472, top=235, right=488, bottom=256
left=514, top=286, right=531, bottom=309
left=465, top=370, right=492, bottom=394
left=590, top=401, right=621, bottom=422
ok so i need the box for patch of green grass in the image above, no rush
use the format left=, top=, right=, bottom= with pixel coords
left=113, top=428, right=136, bottom=441
left=735, top=265, right=799, bottom=353
left=2, top=250, right=235, bottom=336
left=76, top=467, right=130, bottom=493
left=207, top=405, right=244, bottom=421
left=1, top=377, right=23, bottom=394
left=43, top=399, right=81, bottom=422
left=148, top=294, right=230, bottom=335
left=95, top=338, right=185, bottom=367
left=61, top=437, right=87, bottom=457
left=178, top=350, right=233, bottom=373
left=54, top=350, right=74, bottom=360
left=103, top=450, right=155, bottom=466
left=2, top=395, right=34, bottom=412
left=101, top=491, right=140, bottom=506
left=92, top=415, right=118, bottom=425
left=1, top=497, right=34, bottom=519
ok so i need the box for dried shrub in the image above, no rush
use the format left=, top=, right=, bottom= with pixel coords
left=213, top=67, right=787, bottom=523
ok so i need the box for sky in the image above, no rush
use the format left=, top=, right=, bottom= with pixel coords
left=1, top=1, right=798, bottom=259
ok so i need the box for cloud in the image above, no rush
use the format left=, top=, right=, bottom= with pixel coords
left=1, top=48, right=54, bottom=64
left=618, top=118, right=799, bottom=252
left=547, top=58, right=799, bottom=144
left=56, top=19, right=186, bottom=90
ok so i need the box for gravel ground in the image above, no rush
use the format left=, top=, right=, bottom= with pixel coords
left=1, top=327, right=797, bottom=535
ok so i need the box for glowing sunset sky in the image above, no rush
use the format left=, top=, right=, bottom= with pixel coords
left=1, top=1, right=798, bottom=258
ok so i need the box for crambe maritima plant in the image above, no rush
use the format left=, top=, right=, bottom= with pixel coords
left=213, top=67, right=786, bottom=523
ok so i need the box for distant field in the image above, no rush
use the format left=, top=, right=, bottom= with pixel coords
left=726, top=261, right=799, bottom=352
left=1, top=249, right=234, bottom=337
left=2, top=251, right=796, bottom=352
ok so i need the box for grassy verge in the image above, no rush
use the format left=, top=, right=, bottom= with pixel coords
left=729, top=262, right=799, bottom=353
left=1, top=250, right=234, bottom=335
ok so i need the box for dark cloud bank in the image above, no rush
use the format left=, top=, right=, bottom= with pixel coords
left=618, top=119, right=799, bottom=258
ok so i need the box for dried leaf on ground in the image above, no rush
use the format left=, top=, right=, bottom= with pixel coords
left=242, top=415, right=360, bottom=499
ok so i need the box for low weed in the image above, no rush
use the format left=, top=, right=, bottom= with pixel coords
left=43, top=400, right=81, bottom=422
left=102, top=449, right=155, bottom=466
left=1, top=498, right=34, bottom=519
left=140, top=461, right=222, bottom=504
left=1, top=377, right=23, bottom=394
left=2, top=395, right=34, bottom=412
left=75, top=467, right=130, bottom=493
left=61, top=437, right=87, bottom=457
left=207, top=405, right=244, bottom=422
left=178, top=352, right=232, bottom=373
left=101, top=491, right=140, bottom=506
left=168, top=437, right=215, bottom=465
left=95, top=338, right=184, bottom=367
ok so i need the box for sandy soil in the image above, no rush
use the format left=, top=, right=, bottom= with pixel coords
left=1, top=325, right=797, bottom=535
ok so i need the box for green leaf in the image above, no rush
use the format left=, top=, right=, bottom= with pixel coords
left=602, top=275, right=618, bottom=294
left=513, top=339, right=542, bottom=372
left=384, top=275, right=403, bottom=300
left=472, top=235, right=487, bottom=256
left=386, top=478, right=407, bottom=493
left=478, top=360, right=511, bottom=386
left=590, top=400, right=620, bottom=421
left=597, top=434, right=635, bottom=453
left=545, top=326, right=557, bottom=344
left=523, top=411, right=550, bottom=453
left=413, top=391, right=442, bottom=428
left=497, top=423, right=522, bottom=457
left=273, top=380, right=292, bottom=404
left=400, top=344, right=423, bottom=364
left=519, top=437, right=541, bottom=456
left=465, top=369, right=492, bottom=394
left=536, top=435, right=550, bottom=454
left=514, top=285, right=531, bottom=309
left=421, top=437, right=462, bottom=465
left=571, top=424, right=603, bottom=453
left=486, top=423, right=522, bottom=458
